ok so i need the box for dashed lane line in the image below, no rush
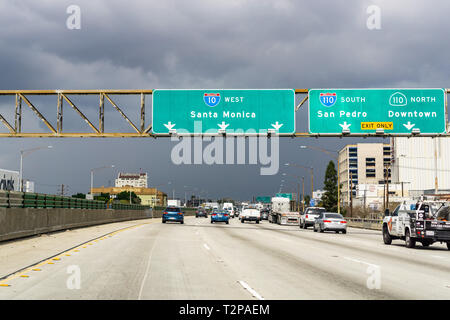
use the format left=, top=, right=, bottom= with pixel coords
left=0, top=220, right=156, bottom=287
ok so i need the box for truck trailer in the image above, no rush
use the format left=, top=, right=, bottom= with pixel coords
left=269, top=197, right=299, bottom=225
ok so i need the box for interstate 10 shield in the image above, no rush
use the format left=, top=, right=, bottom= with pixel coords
left=203, top=93, right=221, bottom=107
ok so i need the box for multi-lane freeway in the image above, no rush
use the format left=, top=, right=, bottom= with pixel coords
left=1, top=216, right=449, bottom=300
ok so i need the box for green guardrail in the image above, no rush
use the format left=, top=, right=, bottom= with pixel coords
left=0, top=191, right=150, bottom=210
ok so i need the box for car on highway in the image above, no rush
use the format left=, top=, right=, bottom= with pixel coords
left=383, top=201, right=450, bottom=249
left=260, top=208, right=270, bottom=220
left=240, top=205, right=261, bottom=224
left=196, top=207, right=208, bottom=218
left=300, top=207, right=326, bottom=229
left=162, top=206, right=184, bottom=224
left=313, top=212, right=347, bottom=233
left=210, top=209, right=230, bottom=224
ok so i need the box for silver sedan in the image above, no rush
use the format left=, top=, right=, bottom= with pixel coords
left=313, top=212, right=347, bottom=234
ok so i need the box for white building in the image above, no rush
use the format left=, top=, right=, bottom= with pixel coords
left=353, top=183, right=411, bottom=211
left=115, top=172, right=148, bottom=188
left=24, top=180, right=35, bottom=193
left=391, top=137, right=450, bottom=194
left=0, top=169, right=20, bottom=191
left=312, top=189, right=325, bottom=202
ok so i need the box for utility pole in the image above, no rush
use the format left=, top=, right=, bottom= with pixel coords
left=383, top=164, right=390, bottom=212
left=60, top=184, right=65, bottom=196
left=349, top=171, right=353, bottom=217
left=297, top=182, right=300, bottom=212
left=434, top=138, right=438, bottom=194
left=302, top=176, right=305, bottom=212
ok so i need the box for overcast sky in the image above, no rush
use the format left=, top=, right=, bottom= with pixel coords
left=0, top=0, right=448, bottom=201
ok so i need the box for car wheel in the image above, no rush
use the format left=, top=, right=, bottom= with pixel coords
left=226, top=221, right=229, bottom=224
left=162, top=220, right=166, bottom=224
left=382, top=225, right=392, bottom=245
left=335, top=231, right=339, bottom=234
left=241, top=219, right=245, bottom=223
left=313, top=225, right=317, bottom=232
left=447, top=242, right=450, bottom=250
left=319, top=225, right=324, bottom=233
left=180, top=220, right=184, bottom=224
left=342, top=230, right=347, bottom=234
left=405, top=229, right=416, bottom=248
left=256, top=220, right=259, bottom=224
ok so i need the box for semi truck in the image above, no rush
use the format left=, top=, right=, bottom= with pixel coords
left=167, top=199, right=181, bottom=207
left=269, top=197, right=300, bottom=225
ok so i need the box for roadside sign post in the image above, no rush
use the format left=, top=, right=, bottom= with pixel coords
left=309, top=89, right=446, bottom=135
left=152, top=89, right=295, bottom=135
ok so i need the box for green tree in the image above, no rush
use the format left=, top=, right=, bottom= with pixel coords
left=72, top=193, right=86, bottom=199
left=94, top=192, right=110, bottom=203
left=116, top=191, right=141, bottom=204
left=321, top=161, right=339, bottom=212
left=304, top=195, right=311, bottom=207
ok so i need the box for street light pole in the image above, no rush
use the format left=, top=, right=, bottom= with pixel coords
left=90, top=165, right=115, bottom=195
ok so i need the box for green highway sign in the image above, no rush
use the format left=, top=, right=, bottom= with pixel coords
left=152, top=89, right=295, bottom=134
left=256, top=196, right=272, bottom=203
left=308, top=89, right=446, bottom=134
left=275, top=193, right=293, bottom=200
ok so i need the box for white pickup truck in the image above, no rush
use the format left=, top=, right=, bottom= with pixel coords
left=240, top=205, right=261, bottom=224
left=383, top=201, right=450, bottom=249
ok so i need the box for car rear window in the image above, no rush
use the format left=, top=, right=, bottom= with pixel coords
left=166, top=207, right=181, bottom=212
left=307, top=209, right=325, bottom=214
left=325, top=213, right=343, bottom=219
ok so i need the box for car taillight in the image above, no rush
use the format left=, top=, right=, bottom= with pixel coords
left=178, top=212, right=183, bottom=215
left=224, top=214, right=228, bottom=217
left=212, top=214, right=217, bottom=216
left=163, top=212, right=168, bottom=215
left=340, top=221, right=347, bottom=224
left=306, top=214, right=308, bottom=218
left=323, top=220, right=331, bottom=223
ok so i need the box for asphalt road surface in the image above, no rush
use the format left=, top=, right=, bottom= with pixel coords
left=1, top=216, right=450, bottom=300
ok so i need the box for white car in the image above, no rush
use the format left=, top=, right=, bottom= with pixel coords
left=240, top=206, right=260, bottom=224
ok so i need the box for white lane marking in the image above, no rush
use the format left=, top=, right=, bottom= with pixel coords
left=343, top=257, right=379, bottom=268
left=138, top=235, right=158, bottom=300
left=238, top=280, right=264, bottom=300
left=203, top=243, right=210, bottom=251
left=431, top=255, right=446, bottom=259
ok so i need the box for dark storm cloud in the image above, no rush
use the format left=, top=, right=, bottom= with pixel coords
left=0, top=0, right=448, bottom=199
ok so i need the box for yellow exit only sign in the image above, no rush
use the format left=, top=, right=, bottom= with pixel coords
left=361, top=122, right=393, bottom=130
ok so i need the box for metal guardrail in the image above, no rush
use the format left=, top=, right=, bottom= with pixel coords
left=346, top=217, right=383, bottom=224
left=0, top=191, right=150, bottom=210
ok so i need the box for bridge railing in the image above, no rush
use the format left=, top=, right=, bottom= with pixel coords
left=0, top=191, right=150, bottom=210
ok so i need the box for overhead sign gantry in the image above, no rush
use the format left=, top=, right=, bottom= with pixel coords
left=0, top=88, right=447, bottom=138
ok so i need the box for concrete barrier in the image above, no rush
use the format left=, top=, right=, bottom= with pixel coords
left=0, top=207, right=198, bottom=242
left=347, top=218, right=383, bottom=231
left=0, top=208, right=153, bottom=242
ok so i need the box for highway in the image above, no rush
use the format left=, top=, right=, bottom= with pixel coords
left=1, top=216, right=450, bottom=300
